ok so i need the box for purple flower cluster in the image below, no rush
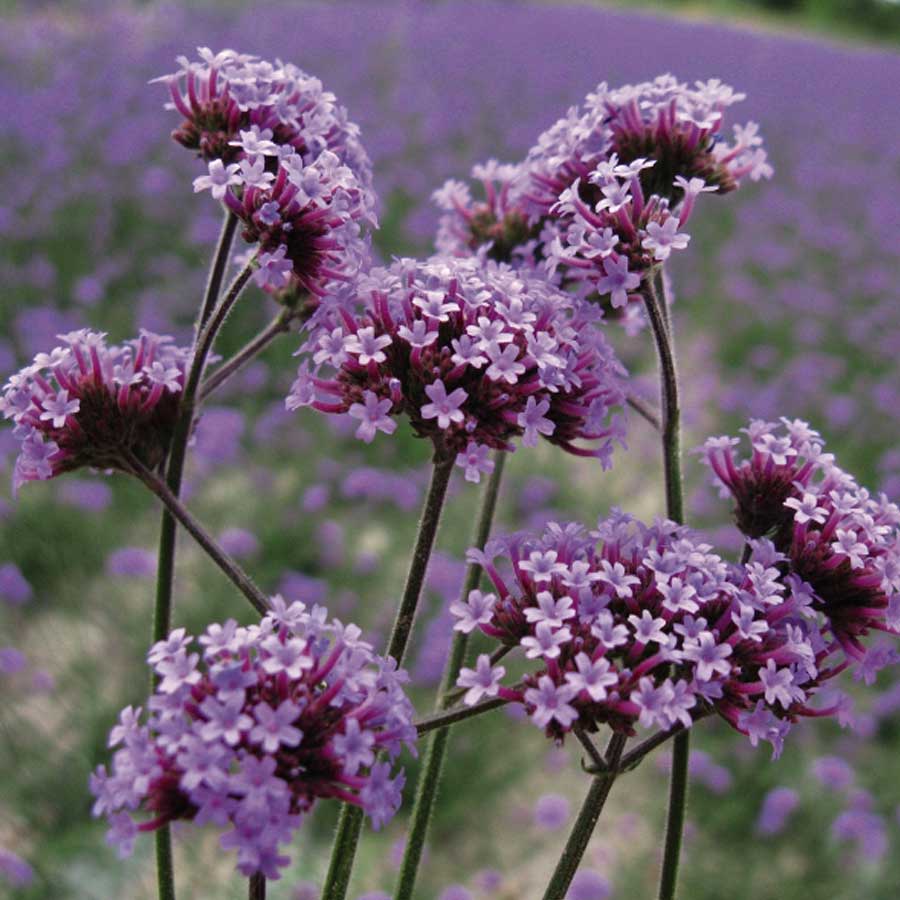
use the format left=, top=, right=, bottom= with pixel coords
left=0, top=330, right=190, bottom=492
left=526, top=76, right=770, bottom=307
left=453, top=509, right=886, bottom=757
left=433, top=160, right=537, bottom=266
left=287, top=257, right=627, bottom=478
left=431, top=75, right=770, bottom=325
left=90, top=597, right=416, bottom=879
left=701, top=419, right=900, bottom=658
left=157, top=48, right=376, bottom=298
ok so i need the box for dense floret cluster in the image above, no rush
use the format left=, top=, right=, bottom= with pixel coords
left=157, top=48, right=376, bottom=299
left=286, top=257, right=628, bottom=478
left=154, top=47, right=373, bottom=192
left=702, top=419, right=900, bottom=658
left=453, top=510, right=890, bottom=757
left=432, top=76, right=770, bottom=318
left=0, top=330, right=190, bottom=492
left=433, top=160, right=538, bottom=267
left=90, top=598, right=416, bottom=879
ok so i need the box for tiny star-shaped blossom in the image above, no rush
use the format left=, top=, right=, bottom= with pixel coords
left=564, top=653, right=618, bottom=702
left=40, top=390, right=80, bottom=428
left=518, top=397, right=555, bottom=447
left=450, top=589, right=496, bottom=633
left=642, top=218, right=690, bottom=261
left=457, top=654, right=506, bottom=705
left=524, top=676, right=579, bottom=729
left=595, top=256, right=641, bottom=309
left=349, top=391, right=397, bottom=443
left=420, top=380, right=467, bottom=429
left=250, top=700, right=303, bottom=753
left=784, top=492, right=828, bottom=525
left=193, top=159, right=242, bottom=199
left=455, top=441, right=495, bottom=483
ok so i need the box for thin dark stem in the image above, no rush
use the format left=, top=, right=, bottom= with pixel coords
left=641, top=273, right=684, bottom=526
left=197, top=213, right=238, bottom=334
left=132, top=456, right=269, bottom=616
left=627, top=392, right=662, bottom=431
left=618, top=712, right=711, bottom=773
left=321, top=457, right=456, bottom=900
left=542, top=733, right=627, bottom=900
left=248, top=873, right=265, bottom=900
left=154, top=826, right=175, bottom=900
left=642, top=271, right=691, bottom=900
left=740, top=542, right=753, bottom=565
left=573, top=725, right=608, bottom=773
left=199, top=310, right=293, bottom=403
left=414, top=696, right=509, bottom=736
left=394, top=453, right=506, bottom=900
left=150, top=215, right=238, bottom=900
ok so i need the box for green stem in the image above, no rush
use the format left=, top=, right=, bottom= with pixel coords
left=199, top=309, right=292, bottom=403
left=197, top=213, right=238, bottom=335
left=321, top=457, right=456, bottom=900
left=541, top=733, right=627, bottom=900
left=149, top=217, right=242, bottom=900
left=641, top=271, right=690, bottom=900
left=394, top=452, right=506, bottom=900
left=413, top=696, right=509, bottom=736
left=131, top=455, right=269, bottom=616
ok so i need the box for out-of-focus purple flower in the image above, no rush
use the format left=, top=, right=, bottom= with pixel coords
left=0, top=563, right=31, bottom=606
left=217, top=527, right=260, bottom=560
left=438, top=886, right=473, bottom=900
left=1, top=330, right=189, bottom=492
left=566, top=869, right=611, bottom=900
left=811, top=755, right=855, bottom=792
left=0, top=647, right=26, bottom=676
left=831, top=792, right=888, bottom=862
left=58, top=478, right=114, bottom=511
left=533, top=792, right=571, bottom=830
left=0, top=848, right=33, bottom=887
left=91, top=597, right=416, bottom=879
left=193, top=407, right=245, bottom=466
left=277, top=571, right=327, bottom=606
left=106, top=547, right=157, bottom=578
left=755, top=786, right=800, bottom=835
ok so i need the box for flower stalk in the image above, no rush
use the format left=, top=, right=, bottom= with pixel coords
left=394, top=452, right=506, bottom=900
left=641, top=271, right=690, bottom=900
left=321, top=457, right=456, bottom=900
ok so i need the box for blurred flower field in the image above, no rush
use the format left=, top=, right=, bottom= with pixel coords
left=1, top=2, right=899, bottom=898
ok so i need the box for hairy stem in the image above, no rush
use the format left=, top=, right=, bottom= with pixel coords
left=133, top=457, right=269, bottom=616
left=413, top=696, right=510, bottom=736
left=542, top=733, right=627, bottom=900
left=197, top=213, right=238, bottom=334
left=626, top=392, right=662, bottom=431
left=149, top=217, right=237, bottom=900
left=321, top=458, right=456, bottom=900
left=394, top=453, right=506, bottom=900
left=642, top=271, right=690, bottom=900
left=199, top=310, right=293, bottom=403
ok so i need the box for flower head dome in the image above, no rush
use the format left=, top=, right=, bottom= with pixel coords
left=702, top=419, right=900, bottom=659
left=454, top=510, right=886, bottom=759
left=90, top=598, right=416, bottom=879
left=1, top=330, right=189, bottom=492
left=287, top=257, right=628, bottom=480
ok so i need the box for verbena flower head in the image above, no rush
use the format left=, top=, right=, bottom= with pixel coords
left=454, top=511, right=888, bottom=758
left=433, top=160, right=538, bottom=267
left=521, top=75, right=770, bottom=308
left=1, top=330, right=189, bottom=492
left=701, top=419, right=900, bottom=659
left=154, top=48, right=374, bottom=195
left=211, top=148, right=375, bottom=297
left=157, top=48, right=377, bottom=300
left=90, top=598, right=416, bottom=879
left=287, top=257, right=628, bottom=479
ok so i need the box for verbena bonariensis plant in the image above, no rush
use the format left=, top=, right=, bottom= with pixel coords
left=3, top=42, right=897, bottom=900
